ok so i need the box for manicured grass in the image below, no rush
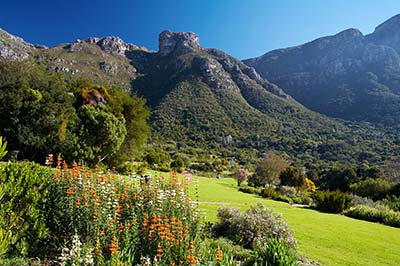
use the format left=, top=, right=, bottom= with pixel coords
left=149, top=171, right=400, bottom=266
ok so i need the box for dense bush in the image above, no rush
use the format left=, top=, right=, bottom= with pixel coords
left=0, top=162, right=54, bottom=256
left=197, top=238, right=252, bottom=266
left=350, top=178, right=391, bottom=200
left=115, top=161, right=136, bottom=175
left=352, top=195, right=376, bottom=208
left=0, top=136, right=7, bottom=160
left=278, top=186, right=297, bottom=198
left=280, top=167, right=307, bottom=188
left=260, top=187, right=280, bottom=199
left=320, top=166, right=358, bottom=191
left=238, top=185, right=261, bottom=195
left=273, top=195, right=293, bottom=204
left=278, top=186, right=313, bottom=205
left=313, top=190, right=353, bottom=213
left=381, top=195, right=400, bottom=212
left=144, top=151, right=171, bottom=168
left=170, top=157, right=185, bottom=172
left=211, top=204, right=296, bottom=249
left=246, top=238, right=299, bottom=266
left=344, top=205, right=400, bottom=228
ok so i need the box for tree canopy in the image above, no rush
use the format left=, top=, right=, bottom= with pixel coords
left=0, top=61, right=150, bottom=166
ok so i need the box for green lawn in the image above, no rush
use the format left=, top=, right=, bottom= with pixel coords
left=150, top=171, right=400, bottom=266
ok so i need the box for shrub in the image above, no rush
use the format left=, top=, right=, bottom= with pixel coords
left=197, top=238, right=252, bottom=265
left=313, top=190, right=353, bottom=213
left=170, top=157, right=185, bottom=172
left=344, top=205, right=400, bottom=228
left=381, top=195, right=400, bottom=212
left=352, top=195, right=376, bottom=208
left=350, top=178, right=391, bottom=200
left=246, top=238, right=299, bottom=266
left=116, top=161, right=136, bottom=175
left=144, top=151, right=170, bottom=168
left=0, top=162, right=54, bottom=256
left=211, top=203, right=296, bottom=249
left=277, top=186, right=313, bottom=205
left=238, top=185, right=261, bottom=195
left=0, top=257, right=41, bottom=266
left=0, top=136, right=7, bottom=160
left=278, top=186, right=297, bottom=198
left=280, top=167, right=306, bottom=188
left=274, top=195, right=293, bottom=204
left=304, top=178, right=316, bottom=192
left=260, top=187, right=280, bottom=199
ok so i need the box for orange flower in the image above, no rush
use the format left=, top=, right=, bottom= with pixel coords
left=109, top=237, right=119, bottom=255
left=189, top=240, right=194, bottom=250
left=186, top=255, right=197, bottom=265
left=216, top=249, right=223, bottom=261
left=156, top=243, right=163, bottom=258
left=118, top=224, right=124, bottom=233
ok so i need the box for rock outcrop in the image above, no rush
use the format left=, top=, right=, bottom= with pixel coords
left=158, top=30, right=201, bottom=56
left=0, top=28, right=39, bottom=60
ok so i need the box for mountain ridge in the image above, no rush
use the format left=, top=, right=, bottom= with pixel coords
left=0, top=26, right=398, bottom=164
left=244, top=14, right=400, bottom=127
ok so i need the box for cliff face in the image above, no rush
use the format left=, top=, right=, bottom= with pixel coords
left=244, top=14, right=400, bottom=126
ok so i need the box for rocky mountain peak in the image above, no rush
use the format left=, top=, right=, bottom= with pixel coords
left=335, top=28, right=363, bottom=39
left=95, top=36, right=133, bottom=56
left=0, top=28, right=37, bottom=60
left=81, top=36, right=149, bottom=56
left=158, top=30, right=201, bottom=56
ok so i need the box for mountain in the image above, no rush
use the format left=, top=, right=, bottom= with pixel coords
left=0, top=28, right=398, bottom=164
left=244, top=14, right=400, bottom=127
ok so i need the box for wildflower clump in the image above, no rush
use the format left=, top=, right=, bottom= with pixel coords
left=45, top=158, right=200, bottom=265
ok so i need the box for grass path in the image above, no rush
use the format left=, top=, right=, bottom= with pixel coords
left=148, top=171, right=400, bottom=266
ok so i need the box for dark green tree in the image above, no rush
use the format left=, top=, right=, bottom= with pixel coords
left=74, top=105, right=126, bottom=164
left=280, top=167, right=307, bottom=188
left=0, top=61, right=75, bottom=162
left=321, top=165, right=358, bottom=191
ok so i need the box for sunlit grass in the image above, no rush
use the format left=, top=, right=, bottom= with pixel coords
left=149, top=170, right=400, bottom=266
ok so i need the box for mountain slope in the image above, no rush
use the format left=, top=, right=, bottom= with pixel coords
left=127, top=31, right=397, bottom=163
left=0, top=28, right=398, bottom=163
left=244, top=14, right=400, bottom=127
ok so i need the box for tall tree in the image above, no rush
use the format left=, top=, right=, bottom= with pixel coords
left=0, top=61, right=75, bottom=161
left=253, top=153, right=288, bottom=188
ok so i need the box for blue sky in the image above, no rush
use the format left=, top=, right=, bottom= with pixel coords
left=1, top=0, right=400, bottom=59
